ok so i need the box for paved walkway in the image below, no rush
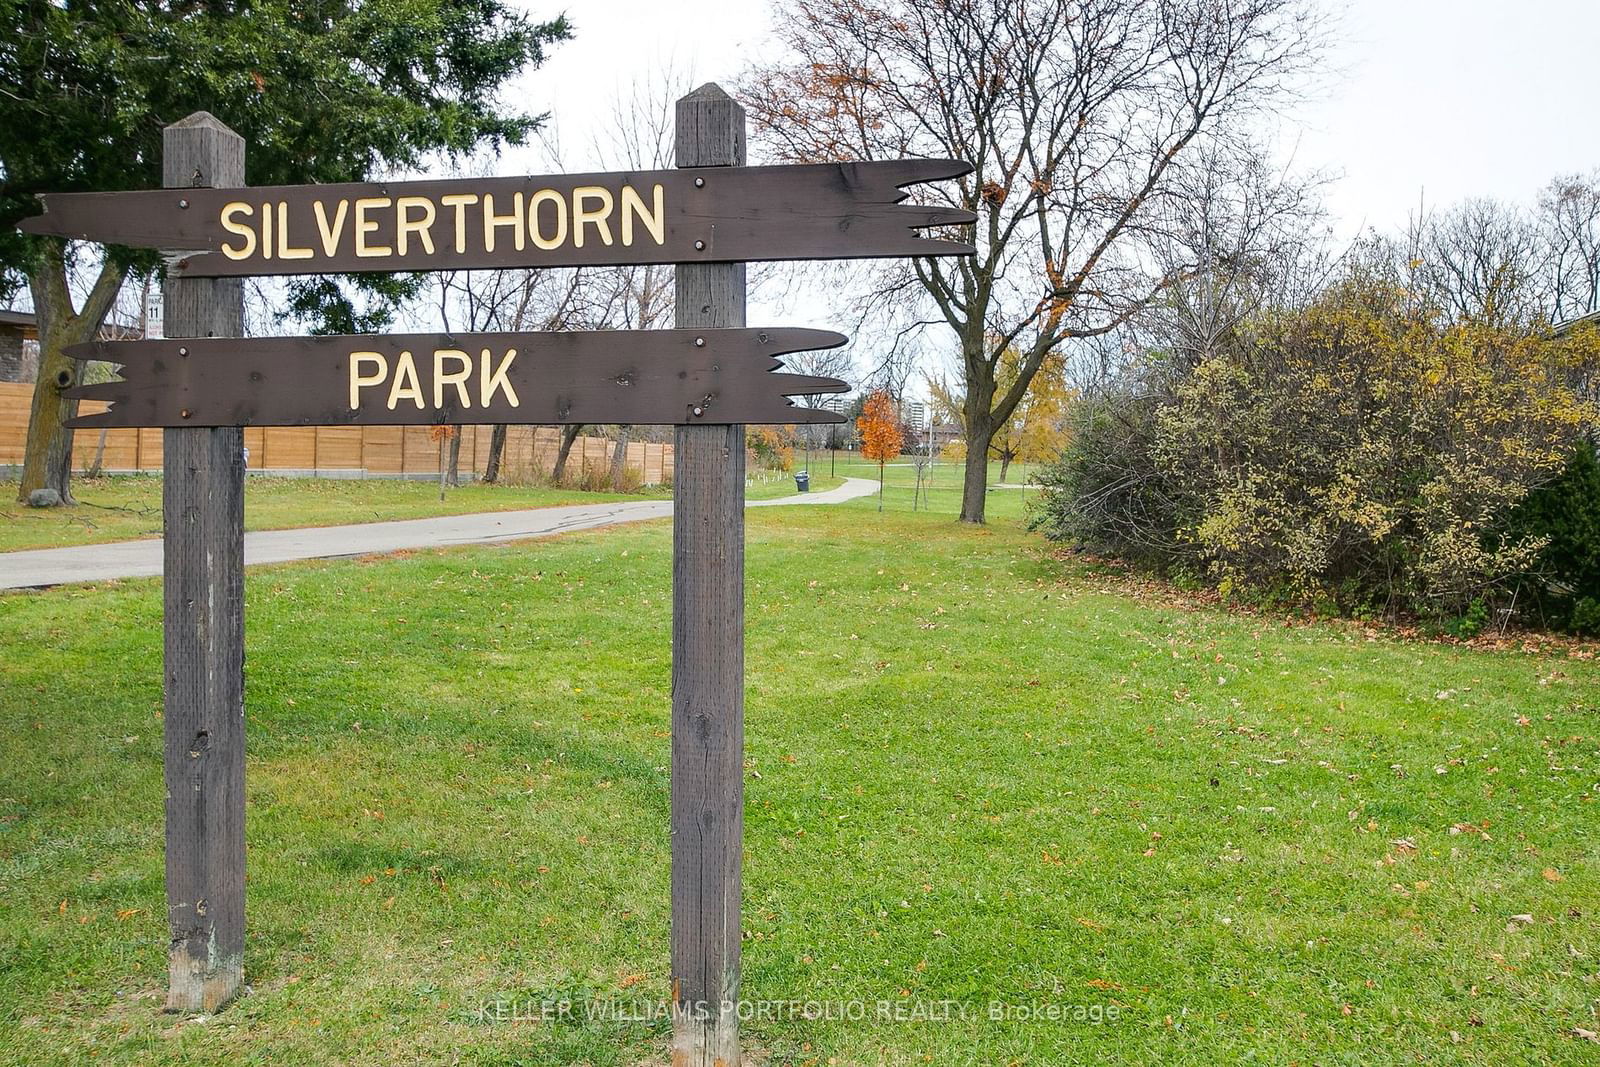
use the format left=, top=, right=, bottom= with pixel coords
left=0, top=477, right=878, bottom=591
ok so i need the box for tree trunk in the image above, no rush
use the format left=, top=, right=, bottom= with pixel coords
left=438, top=437, right=448, bottom=502
left=483, top=424, right=508, bottom=483
left=999, top=451, right=1012, bottom=484
left=958, top=339, right=999, bottom=523
left=959, top=418, right=995, bottom=524
left=878, top=461, right=885, bottom=511
left=551, top=424, right=582, bottom=483
left=447, top=430, right=463, bottom=486
left=18, top=244, right=125, bottom=504
left=609, top=424, right=632, bottom=490
left=87, top=428, right=110, bottom=478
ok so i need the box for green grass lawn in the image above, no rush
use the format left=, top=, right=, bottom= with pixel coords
left=1, top=486, right=1596, bottom=1064
left=746, top=469, right=844, bottom=501
left=0, top=471, right=835, bottom=554
left=829, top=454, right=1036, bottom=522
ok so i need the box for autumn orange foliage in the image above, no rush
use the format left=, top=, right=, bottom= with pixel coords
left=857, top=389, right=903, bottom=510
left=857, top=390, right=903, bottom=464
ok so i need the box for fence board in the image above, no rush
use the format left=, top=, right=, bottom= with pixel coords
left=0, top=382, right=671, bottom=480
left=316, top=427, right=363, bottom=470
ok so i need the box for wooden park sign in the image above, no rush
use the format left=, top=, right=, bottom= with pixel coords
left=23, top=88, right=973, bottom=1066
left=64, top=328, right=850, bottom=428
left=20, top=160, right=974, bottom=276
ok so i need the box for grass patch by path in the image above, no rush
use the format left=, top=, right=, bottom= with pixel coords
left=0, top=499, right=1595, bottom=1064
left=830, top=455, right=1034, bottom=522
left=746, top=470, right=843, bottom=501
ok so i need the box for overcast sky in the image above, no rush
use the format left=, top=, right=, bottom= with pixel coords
left=498, top=0, right=1599, bottom=385
left=514, top=0, right=1597, bottom=228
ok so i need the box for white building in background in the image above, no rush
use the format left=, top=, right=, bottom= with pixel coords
left=902, top=400, right=929, bottom=432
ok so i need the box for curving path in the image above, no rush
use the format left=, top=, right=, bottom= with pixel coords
left=0, top=476, right=879, bottom=591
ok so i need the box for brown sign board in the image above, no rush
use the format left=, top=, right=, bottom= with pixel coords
left=21, top=160, right=976, bottom=277
left=63, top=328, right=848, bottom=429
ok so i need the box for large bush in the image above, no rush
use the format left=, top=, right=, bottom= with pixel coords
left=1033, top=274, right=1600, bottom=621
left=1508, top=440, right=1600, bottom=634
left=1029, top=392, right=1182, bottom=568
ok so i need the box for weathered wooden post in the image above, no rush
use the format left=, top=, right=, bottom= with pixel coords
left=671, top=83, right=747, bottom=1066
left=161, top=112, right=248, bottom=1013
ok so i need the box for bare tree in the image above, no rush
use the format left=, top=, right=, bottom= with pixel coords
left=1541, top=171, right=1600, bottom=324
left=1410, top=198, right=1549, bottom=328
left=784, top=343, right=855, bottom=473
left=588, top=68, right=685, bottom=489
left=434, top=268, right=537, bottom=485
left=423, top=262, right=595, bottom=483
left=745, top=0, right=1327, bottom=522
left=489, top=267, right=590, bottom=482
left=1140, top=142, right=1330, bottom=356
left=441, top=68, right=690, bottom=490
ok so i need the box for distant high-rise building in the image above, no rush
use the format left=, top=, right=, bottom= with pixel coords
left=902, top=400, right=929, bottom=432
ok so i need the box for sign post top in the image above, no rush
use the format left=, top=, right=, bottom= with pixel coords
left=676, top=82, right=746, bottom=168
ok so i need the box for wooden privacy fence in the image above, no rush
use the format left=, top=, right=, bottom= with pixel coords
left=0, top=382, right=673, bottom=482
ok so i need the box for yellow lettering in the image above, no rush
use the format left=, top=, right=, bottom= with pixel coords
left=528, top=189, right=568, bottom=250
left=480, top=348, right=519, bottom=408
left=261, top=200, right=273, bottom=260
left=573, top=186, right=614, bottom=247
left=313, top=200, right=349, bottom=257
left=396, top=196, right=436, bottom=256
left=440, top=194, right=477, bottom=254
left=482, top=192, right=525, bottom=254
left=620, top=184, right=665, bottom=246
left=349, top=352, right=388, bottom=409
left=433, top=349, right=472, bottom=408
left=220, top=203, right=256, bottom=260
left=276, top=202, right=313, bottom=259
left=387, top=350, right=424, bottom=409
left=355, top=197, right=392, bottom=258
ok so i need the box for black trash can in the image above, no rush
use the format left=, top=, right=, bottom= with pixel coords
left=794, top=470, right=810, bottom=492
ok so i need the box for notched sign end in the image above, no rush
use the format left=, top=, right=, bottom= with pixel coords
left=690, top=326, right=849, bottom=425
left=61, top=340, right=132, bottom=429
left=841, top=157, right=978, bottom=259
left=17, top=195, right=70, bottom=239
